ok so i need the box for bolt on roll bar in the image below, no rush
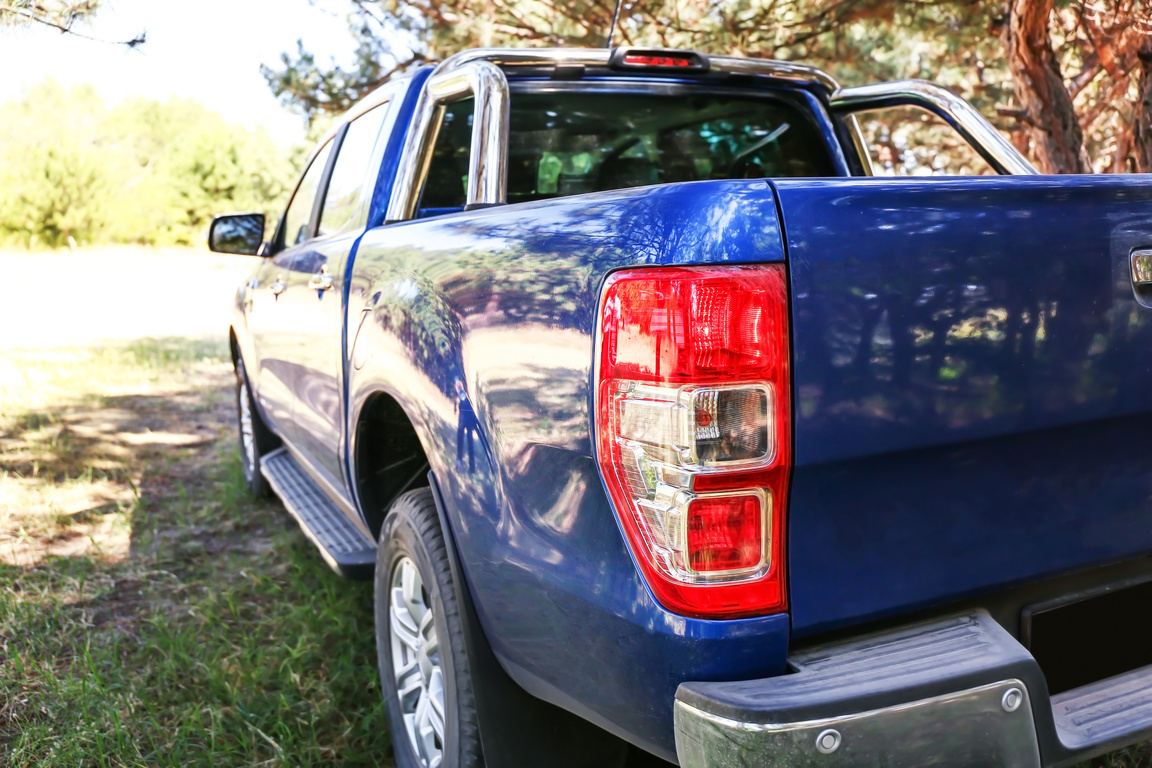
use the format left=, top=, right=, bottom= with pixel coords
left=385, top=50, right=1037, bottom=222
left=830, top=80, right=1039, bottom=176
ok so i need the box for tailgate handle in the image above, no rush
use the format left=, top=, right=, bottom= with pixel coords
left=1132, top=249, right=1152, bottom=286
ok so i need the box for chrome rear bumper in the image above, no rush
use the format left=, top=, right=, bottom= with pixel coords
left=674, top=612, right=1152, bottom=767
left=677, top=679, right=1040, bottom=767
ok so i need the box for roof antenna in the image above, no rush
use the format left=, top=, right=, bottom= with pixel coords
left=606, top=0, right=625, bottom=48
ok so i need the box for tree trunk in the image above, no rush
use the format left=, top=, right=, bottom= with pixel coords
left=1004, top=0, right=1090, bottom=173
left=1135, top=43, right=1152, bottom=173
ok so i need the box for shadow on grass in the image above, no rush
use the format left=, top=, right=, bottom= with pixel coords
left=0, top=337, right=393, bottom=766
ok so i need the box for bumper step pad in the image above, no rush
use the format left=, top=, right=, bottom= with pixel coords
left=1053, top=664, right=1152, bottom=751
left=261, top=448, right=376, bottom=578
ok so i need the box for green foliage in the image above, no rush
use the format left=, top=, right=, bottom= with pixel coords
left=266, top=0, right=1010, bottom=123
left=0, top=0, right=145, bottom=46
left=0, top=81, right=295, bottom=249
left=263, top=20, right=425, bottom=125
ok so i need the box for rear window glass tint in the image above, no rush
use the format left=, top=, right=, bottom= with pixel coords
left=419, top=99, right=474, bottom=212
left=505, top=91, right=836, bottom=204
left=413, top=91, right=836, bottom=218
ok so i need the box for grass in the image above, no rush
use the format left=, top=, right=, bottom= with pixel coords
left=0, top=338, right=391, bottom=767
left=1, top=335, right=1150, bottom=767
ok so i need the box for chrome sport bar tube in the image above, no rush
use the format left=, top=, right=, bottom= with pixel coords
left=386, top=59, right=511, bottom=222
left=830, top=79, right=1039, bottom=176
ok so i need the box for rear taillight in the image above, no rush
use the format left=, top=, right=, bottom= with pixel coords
left=595, top=265, right=790, bottom=619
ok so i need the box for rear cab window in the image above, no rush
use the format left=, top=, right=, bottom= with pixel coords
left=416, top=86, right=838, bottom=218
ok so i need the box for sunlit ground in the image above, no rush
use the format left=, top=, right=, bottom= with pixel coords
left=0, top=247, right=255, bottom=351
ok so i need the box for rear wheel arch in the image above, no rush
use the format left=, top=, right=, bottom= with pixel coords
left=352, top=390, right=433, bottom=540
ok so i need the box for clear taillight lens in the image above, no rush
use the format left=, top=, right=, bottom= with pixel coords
left=614, top=382, right=774, bottom=470
left=596, top=265, right=790, bottom=619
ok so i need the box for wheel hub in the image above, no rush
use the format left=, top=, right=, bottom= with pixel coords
left=238, top=380, right=256, bottom=477
left=389, top=556, right=445, bottom=768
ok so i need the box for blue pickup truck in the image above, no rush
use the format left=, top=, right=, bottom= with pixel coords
left=209, top=47, right=1152, bottom=768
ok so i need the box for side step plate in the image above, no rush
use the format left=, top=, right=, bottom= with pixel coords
left=261, top=448, right=376, bottom=579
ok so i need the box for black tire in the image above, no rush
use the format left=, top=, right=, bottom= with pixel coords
left=376, top=488, right=482, bottom=768
left=234, top=355, right=279, bottom=498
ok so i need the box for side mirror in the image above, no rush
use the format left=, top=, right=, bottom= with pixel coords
left=209, top=213, right=266, bottom=255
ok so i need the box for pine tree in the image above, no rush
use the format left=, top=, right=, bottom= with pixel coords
left=264, top=0, right=1152, bottom=173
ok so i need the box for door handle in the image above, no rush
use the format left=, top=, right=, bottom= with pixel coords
left=310, top=272, right=334, bottom=291
left=268, top=280, right=286, bottom=296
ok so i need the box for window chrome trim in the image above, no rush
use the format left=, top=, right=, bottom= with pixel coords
left=830, top=79, right=1038, bottom=176
left=385, top=60, right=510, bottom=222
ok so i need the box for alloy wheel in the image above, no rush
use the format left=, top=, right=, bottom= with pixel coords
left=389, top=556, right=445, bottom=768
left=238, top=380, right=257, bottom=478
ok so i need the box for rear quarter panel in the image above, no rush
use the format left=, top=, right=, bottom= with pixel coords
left=347, top=180, right=790, bottom=757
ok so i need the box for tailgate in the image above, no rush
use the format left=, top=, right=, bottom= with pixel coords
left=774, top=175, right=1152, bottom=636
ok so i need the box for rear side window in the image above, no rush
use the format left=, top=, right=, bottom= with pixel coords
left=319, top=102, right=391, bottom=236
left=282, top=140, right=333, bottom=246
left=414, top=91, right=835, bottom=218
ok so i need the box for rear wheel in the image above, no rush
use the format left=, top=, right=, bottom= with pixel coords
left=376, top=488, right=481, bottom=768
left=234, top=356, right=278, bottom=497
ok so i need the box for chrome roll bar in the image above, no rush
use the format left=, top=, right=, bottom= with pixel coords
left=384, top=51, right=1037, bottom=223
left=385, top=60, right=510, bottom=222
left=830, top=80, right=1039, bottom=176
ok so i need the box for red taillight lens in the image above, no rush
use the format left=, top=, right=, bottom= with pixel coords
left=687, top=493, right=764, bottom=573
left=609, top=272, right=779, bottom=382
left=622, top=54, right=693, bottom=68
left=596, top=265, right=790, bottom=619
left=611, top=50, right=709, bottom=72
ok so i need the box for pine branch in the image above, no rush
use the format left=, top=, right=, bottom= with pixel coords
left=0, top=2, right=145, bottom=46
left=1079, top=73, right=1134, bottom=129
left=1068, top=55, right=1104, bottom=98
